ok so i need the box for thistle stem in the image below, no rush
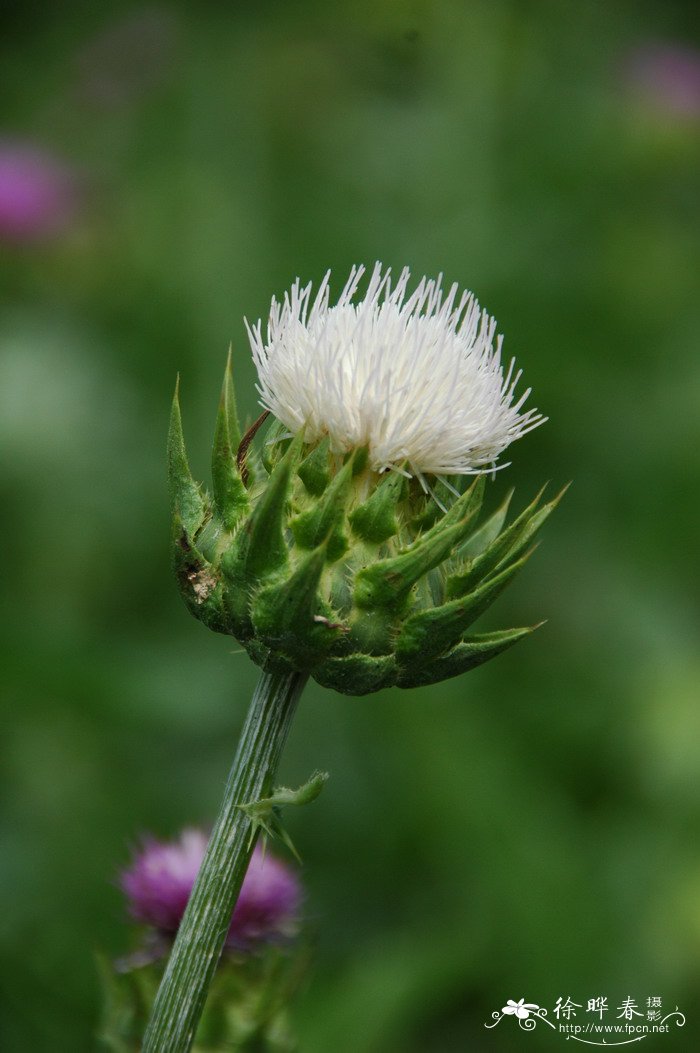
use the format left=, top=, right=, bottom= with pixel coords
left=142, top=667, right=308, bottom=1053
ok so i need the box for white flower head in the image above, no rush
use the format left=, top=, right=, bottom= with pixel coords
left=246, top=263, right=545, bottom=479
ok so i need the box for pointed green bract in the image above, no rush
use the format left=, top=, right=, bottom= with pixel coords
left=211, top=351, right=248, bottom=531
left=353, top=505, right=480, bottom=610
left=168, top=378, right=206, bottom=538
left=396, top=551, right=533, bottom=661
left=297, top=436, right=331, bottom=495
left=253, top=547, right=343, bottom=667
left=243, top=430, right=304, bottom=580
left=222, top=347, right=241, bottom=446
left=446, top=487, right=542, bottom=598
left=171, top=512, right=228, bottom=634
left=349, top=469, right=406, bottom=543
left=466, top=484, right=546, bottom=576
left=351, top=446, right=369, bottom=476
left=397, top=626, right=536, bottom=688
left=438, top=475, right=486, bottom=530
left=260, top=418, right=289, bottom=474
left=219, top=432, right=304, bottom=637
left=489, top=485, right=568, bottom=574
left=459, top=488, right=513, bottom=559
left=446, top=486, right=566, bottom=599
left=253, top=549, right=326, bottom=637
left=291, top=452, right=356, bottom=561
left=408, top=476, right=456, bottom=532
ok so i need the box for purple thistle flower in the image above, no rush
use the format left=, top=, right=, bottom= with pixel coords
left=120, top=830, right=302, bottom=952
left=225, top=844, right=302, bottom=950
left=0, top=141, right=77, bottom=243
left=121, top=829, right=206, bottom=933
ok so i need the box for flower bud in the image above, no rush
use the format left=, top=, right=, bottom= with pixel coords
left=100, top=836, right=303, bottom=1050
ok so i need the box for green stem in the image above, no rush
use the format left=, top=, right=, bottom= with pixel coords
left=142, top=667, right=308, bottom=1053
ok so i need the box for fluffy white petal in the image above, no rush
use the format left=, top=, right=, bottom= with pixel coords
left=247, top=263, right=545, bottom=477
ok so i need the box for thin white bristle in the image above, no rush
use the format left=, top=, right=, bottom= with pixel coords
left=246, top=263, right=545, bottom=476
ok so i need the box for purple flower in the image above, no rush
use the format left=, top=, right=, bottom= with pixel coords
left=120, top=830, right=302, bottom=951
left=226, top=843, right=302, bottom=950
left=0, top=141, right=77, bottom=243
left=625, top=43, right=700, bottom=119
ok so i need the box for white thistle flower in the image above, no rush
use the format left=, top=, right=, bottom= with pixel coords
left=171, top=267, right=562, bottom=696
left=246, top=263, right=545, bottom=479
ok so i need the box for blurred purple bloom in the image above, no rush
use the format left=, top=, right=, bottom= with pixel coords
left=226, top=843, right=302, bottom=949
left=121, top=830, right=301, bottom=951
left=625, top=43, right=700, bottom=119
left=0, top=141, right=77, bottom=243
left=121, top=828, right=206, bottom=932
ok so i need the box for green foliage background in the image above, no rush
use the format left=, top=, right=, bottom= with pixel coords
left=2, top=2, right=699, bottom=1050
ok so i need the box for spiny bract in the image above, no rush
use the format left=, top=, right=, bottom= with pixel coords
left=169, top=355, right=562, bottom=697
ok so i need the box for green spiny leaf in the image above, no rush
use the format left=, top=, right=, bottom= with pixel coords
left=238, top=770, right=329, bottom=861
left=263, top=769, right=329, bottom=808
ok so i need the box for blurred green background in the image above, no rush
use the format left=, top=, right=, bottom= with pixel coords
left=2, top=1, right=699, bottom=1050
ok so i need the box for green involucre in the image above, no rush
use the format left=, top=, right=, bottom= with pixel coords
left=169, top=359, right=564, bottom=695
